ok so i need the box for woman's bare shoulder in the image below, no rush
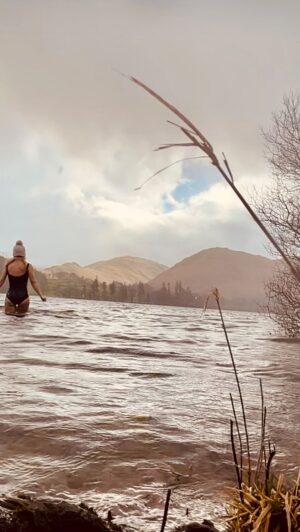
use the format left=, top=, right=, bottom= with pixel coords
left=5, top=258, right=15, bottom=267
left=28, top=263, right=35, bottom=276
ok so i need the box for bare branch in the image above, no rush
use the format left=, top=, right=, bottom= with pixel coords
left=155, top=142, right=196, bottom=151
left=133, top=156, right=208, bottom=191
left=130, top=76, right=214, bottom=151
left=222, top=152, right=235, bottom=183
left=130, top=76, right=300, bottom=284
left=166, top=120, right=195, bottom=135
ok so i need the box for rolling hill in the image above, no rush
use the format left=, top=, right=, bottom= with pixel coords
left=150, top=247, right=278, bottom=311
left=87, top=256, right=168, bottom=284
left=43, top=262, right=101, bottom=281
left=44, top=256, right=168, bottom=284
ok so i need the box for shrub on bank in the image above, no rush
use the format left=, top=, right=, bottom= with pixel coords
left=226, top=473, right=300, bottom=531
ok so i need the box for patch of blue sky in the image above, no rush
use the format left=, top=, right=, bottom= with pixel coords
left=162, top=194, right=178, bottom=213
left=161, top=160, right=221, bottom=213
left=173, top=159, right=220, bottom=203
left=161, top=160, right=220, bottom=212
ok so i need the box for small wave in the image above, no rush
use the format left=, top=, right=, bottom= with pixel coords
left=86, top=346, right=177, bottom=359
left=184, top=326, right=207, bottom=332
left=0, top=357, right=129, bottom=374
left=268, top=337, right=300, bottom=344
left=21, top=334, right=71, bottom=343
left=68, top=340, right=93, bottom=346
left=129, top=371, right=173, bottom=379
left=39, top=385, right=75, bottom=395
left=30, top=309, right=78, bottom=318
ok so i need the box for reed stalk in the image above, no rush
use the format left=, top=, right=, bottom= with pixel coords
left=160, top=489, right=171, bottom=532
left=129, top=76, right=300, bottom=285
left=230, top=393, right=243, bottom=483
left=254, top=379, right=267, bottom=484
left=230, top=420, right=243, bottom=498
left=213, top=290, right=251, bottom=485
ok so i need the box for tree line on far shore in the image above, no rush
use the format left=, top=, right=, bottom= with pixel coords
left=45, top=274, right=204, bottom=307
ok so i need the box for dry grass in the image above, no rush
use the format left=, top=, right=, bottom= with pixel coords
left=226, top=473, right=300, bottom=531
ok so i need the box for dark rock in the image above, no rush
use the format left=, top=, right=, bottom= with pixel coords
left=173, top=520, right=219, bottom=532
left=0, top=495, right=125, bottom=532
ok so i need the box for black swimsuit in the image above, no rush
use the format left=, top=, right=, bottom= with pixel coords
left=7, top=263, right=30, bottom=305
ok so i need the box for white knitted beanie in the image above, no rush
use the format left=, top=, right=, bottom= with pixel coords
left=13, top=240, right=26, bottom=258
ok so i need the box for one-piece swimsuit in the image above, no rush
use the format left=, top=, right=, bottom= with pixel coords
left=7, top=263, right=30, bottom=305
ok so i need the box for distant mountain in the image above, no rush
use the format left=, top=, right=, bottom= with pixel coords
left=43, top=262, right=101, bottom=281
left=150, top=247, right=278, bottom=311
left=44, top=256, right=168, bottom=284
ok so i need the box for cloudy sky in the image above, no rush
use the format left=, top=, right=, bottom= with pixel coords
left=1, top=0, right=300, bottom=267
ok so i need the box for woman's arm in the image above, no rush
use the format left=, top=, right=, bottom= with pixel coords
left=0, top=263, right=7, bottom=288
left=28, top=265, right=47, bottom=301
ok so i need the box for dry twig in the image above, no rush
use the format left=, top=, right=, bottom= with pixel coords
left=129, top=75, right=300, bottom=284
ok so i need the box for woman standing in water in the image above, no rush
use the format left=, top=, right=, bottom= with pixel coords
left=0, top=240, right=46, bottom=317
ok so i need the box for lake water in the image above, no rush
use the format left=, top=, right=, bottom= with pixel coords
left=0, top=297, right=299, bottom=530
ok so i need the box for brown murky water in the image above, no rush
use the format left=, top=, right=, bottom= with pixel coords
left=0, top=298, right=299, bottom=530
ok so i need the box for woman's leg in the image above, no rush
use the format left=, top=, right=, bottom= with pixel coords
left=16, top=297, right=30, bottom=317
left=5, top=297, right=16, bottom=315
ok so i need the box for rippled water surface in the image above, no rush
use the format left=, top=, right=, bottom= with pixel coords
left=0, top=297, right=299, bottom=529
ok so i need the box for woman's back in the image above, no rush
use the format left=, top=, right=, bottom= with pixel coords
left=6, top=258, right=30, bottom=306
left=7, top=258, right=29, bottom=277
